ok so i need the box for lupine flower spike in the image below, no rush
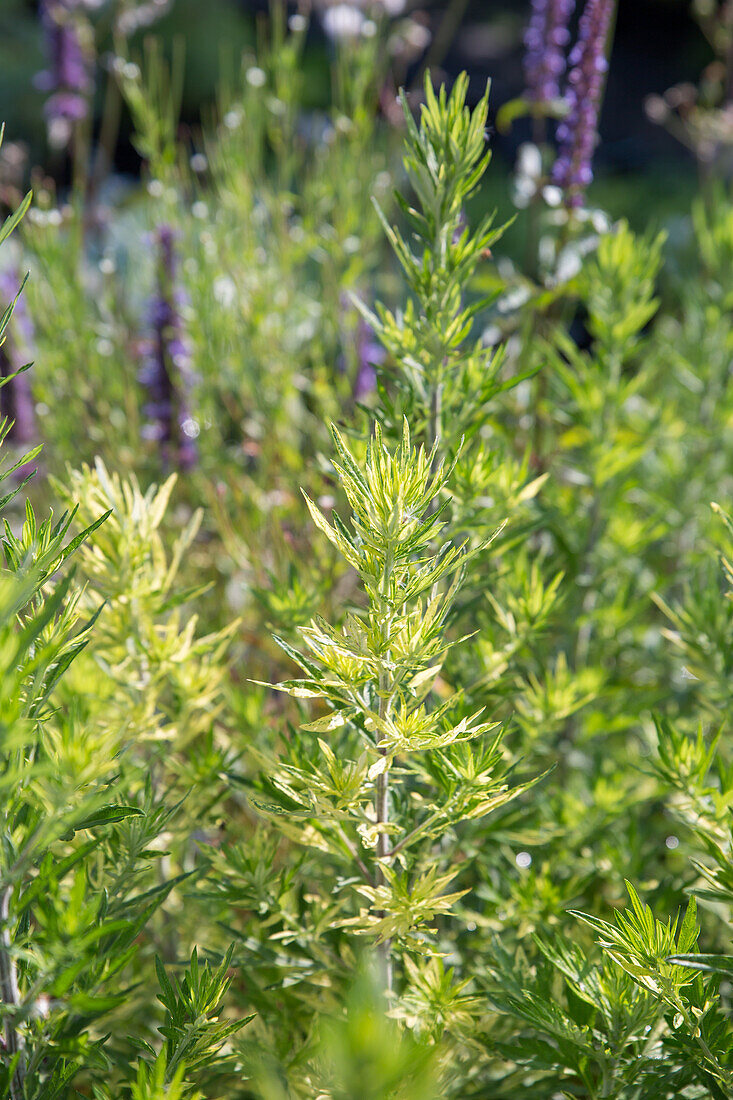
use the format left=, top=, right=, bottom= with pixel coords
left=553, top=0, right=616, bottom=207
left=139, top=226, right=199, bottom=470
left=36, top=0, right=93, bottom=150
left=0, top=270, right=37, bottom=448
left=524, top=0, right=576, bottom=106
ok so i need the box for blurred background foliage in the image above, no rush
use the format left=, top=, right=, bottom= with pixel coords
left=1, top=0, right=733, bottom=1095
left=0, top=0, right=713, bottom=230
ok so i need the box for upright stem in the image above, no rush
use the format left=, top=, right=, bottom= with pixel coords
left=574, top=361, right=618, bottom=670
left=425, top=363, right=445, bottom=517
left=574, top=494, right=601, bottom=670
left=428, top=369, right=443, bottom=458
left=1, top=886, right=25, bottom=1099
left=375, top=544, right=394, bottom=993
left=90, top=60, right=123, bottom=202
left=416, top=0, right=471, bottom=87
left=375, top=668, right=392, bottom=992
left=375, top=685, right=390, bottom=867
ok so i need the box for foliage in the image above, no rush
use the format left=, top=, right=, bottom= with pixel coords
left=0, top=4, right=732, bottom=1097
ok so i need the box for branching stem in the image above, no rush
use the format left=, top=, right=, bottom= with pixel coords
left=388, top=803, right=450, bottom=861
left=375, top=539, right=395, bottom=994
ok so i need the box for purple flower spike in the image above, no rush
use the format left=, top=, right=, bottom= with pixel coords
left=353, top=317, right=385, bottom=401
left=139, top=227, right=199, bottom=471
left=552, top=0, right=615, bottom=207
left=0, top=271, right=37, bottom=450
left=45, top=91, right=88, bottom=123
left=36, top=0, right=92, bottom=148
left=524, top=0, right=576, bottom=105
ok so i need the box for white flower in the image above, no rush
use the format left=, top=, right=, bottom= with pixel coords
left=322, top=4, right=367, bottom=39
left=246, top=66, right=267, bottom=88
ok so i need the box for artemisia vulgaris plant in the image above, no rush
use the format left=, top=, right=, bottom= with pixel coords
left=1, top=3, right=733, bottom=1096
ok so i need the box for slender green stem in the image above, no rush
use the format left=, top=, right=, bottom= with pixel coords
left=415, top=0, right=471, bottom=88
left=597, top=1050, right=621, bottom=1099
left=574, top=360, right=619, bottom=671
left=388, top=801, right=452, bottom=861
left=375, top=663, right=392, bottom=993
left=1, top=886, right=25, bottom=1100
left=91, top=59, right=124, bottom=201
left=673, top=993, right=729, bottom=1089
left=374, top=540, right=395, bottom=992
left=429, top=370, right=443, bottom=458
left=337, top=822, right=375, bottom=886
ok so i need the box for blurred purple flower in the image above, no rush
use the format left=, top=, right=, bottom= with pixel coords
left=139, top=227, right=199, bottom=471
left=0, top=271, right=37, bottom=450
left=36, top=0, right=92, bottom=148
left=353, top=317, right=385, bottom=401
left=452, top=207, right=468, bottom=246
left=524, top=0, right=576, bottom=105
left=552, top=0, right=615, bottom=206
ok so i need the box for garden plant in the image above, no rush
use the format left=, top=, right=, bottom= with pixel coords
left=1, top=0, right=733, bottom=1096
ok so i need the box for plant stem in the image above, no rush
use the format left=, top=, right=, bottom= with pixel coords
left=388, top=803, right=450, bottom=861
left=429, top=370, right=443, bottom=458
left=674, top=995, right=730, bottom=1090
left=375, top=538, right=395, bottom=993
left=337, top=823, right=375, bottom=886
left=574, top=360, right=619, bottom=671
left=426, top=363, right=444, bottom=518
left=90, top=57, right=123, bottom=202
left=376, top=664, right=393, bottom=993
left=1, top=886, right=25, bottom=1100
left=416, top=0, right=471, bottom=88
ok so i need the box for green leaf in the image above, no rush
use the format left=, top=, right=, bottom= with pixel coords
left=677, top=896, right=699, bottom=955
left=667, top=954, right=733, bottom=975
left=0, top=189, right=32, bottom=248
left=65, top=804, right=145, bottom=835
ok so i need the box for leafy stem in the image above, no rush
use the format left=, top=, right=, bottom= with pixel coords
left=0, top=886, right=25, bottom=1100
left=375, top=530, right=397, bottom=991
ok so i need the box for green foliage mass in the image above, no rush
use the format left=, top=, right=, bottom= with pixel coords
left=1, top=8, right=733, bottom=1099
